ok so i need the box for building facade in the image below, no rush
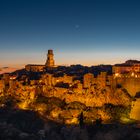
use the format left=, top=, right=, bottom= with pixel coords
left=113, top=60, right=140, bottom=74
left=25, top=49, right=55, bottom=72
left=45, top=50, right=55, bottom=67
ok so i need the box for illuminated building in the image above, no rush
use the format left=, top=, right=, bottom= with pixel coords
left=25, top=49, right=55, bottom=72
left=113, top=60, right=140, bottom=74
left=45, top=50, right=55, bottom=67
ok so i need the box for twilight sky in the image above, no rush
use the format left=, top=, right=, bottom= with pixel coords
left=0, top=0, right=140, bottom=67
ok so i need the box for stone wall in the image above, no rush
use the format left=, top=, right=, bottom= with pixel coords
left=0, top=80, right=5, bottom=93
left=130, top=98, right=140, bottom=120
left=115, top=77, right=140, bottom=96
left=25, top=65, right=45, bottom=72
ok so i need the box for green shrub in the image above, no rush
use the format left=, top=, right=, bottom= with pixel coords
left=103, top=103, right=131, bottom=121
left=0, top=95, right=20, bottom=108
left=36, top=95, right=66, bottom=109
left=66, top=101, right=86, bottom=110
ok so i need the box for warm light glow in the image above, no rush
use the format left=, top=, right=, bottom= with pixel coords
left=131, top=72, right=135, bottom=77
left=10, top=76, right=17, bottom=80
left=114, top=73, right=121, bottom=77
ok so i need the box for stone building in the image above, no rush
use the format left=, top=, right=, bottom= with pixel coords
left=45, top=50, right=55, bottom=67
left=113, top=60, right=140, bottom=74
left=53, top=74, right=73, bottom=85
left=25, top=49, right=55, bottom=72
left=97, top=72, right=107, bottom=87
left=0, top=80, right=5, bottom=93
left=25, top=64, right=45, bottom=72
left=130, top=98, right=140, bottom=120
left=41, top=74, right=53, bottom=86
left=114, top=75, right=140, bottom=97
left=83, top=73, right=94, bottom=88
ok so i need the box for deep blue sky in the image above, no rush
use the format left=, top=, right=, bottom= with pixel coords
left=0, top=0, right=140, bottom=67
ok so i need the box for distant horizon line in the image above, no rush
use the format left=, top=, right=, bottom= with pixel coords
left=1, top=58, right=140, bottom=69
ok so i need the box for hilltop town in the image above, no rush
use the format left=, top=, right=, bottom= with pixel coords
left=0, top=50, right=140, bottom=125
left=0, top=50, right=140, bottom=139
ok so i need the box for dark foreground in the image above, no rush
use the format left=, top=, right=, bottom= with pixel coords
left=0, top=108, right=139, bottom=140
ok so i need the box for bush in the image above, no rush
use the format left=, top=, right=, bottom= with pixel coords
left=36, top=95, right=48, bottom=103
left=66, top=101, right=86, bottom=110
left=36, top=95, right=66, bottom=109
left=0, top=95, right=20, bottom=108
left=47, top=97, right=66, bottom=108
left=103, top=103, right=131, bottom=121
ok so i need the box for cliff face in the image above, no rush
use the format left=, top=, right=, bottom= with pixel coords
left=0, top=71, right=135, bottom=123
left=0, top=72, right=132, bottom=108
left=42, top=86, right=131, bottom=107
left=0, top=78, right=132, bottom=124
left=115, top=77, right=140, bottom=97
left=130, top=98, right=140, bottom=120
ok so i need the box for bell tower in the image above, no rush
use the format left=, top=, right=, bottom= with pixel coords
left=45, top=49, right=55, bottom=67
